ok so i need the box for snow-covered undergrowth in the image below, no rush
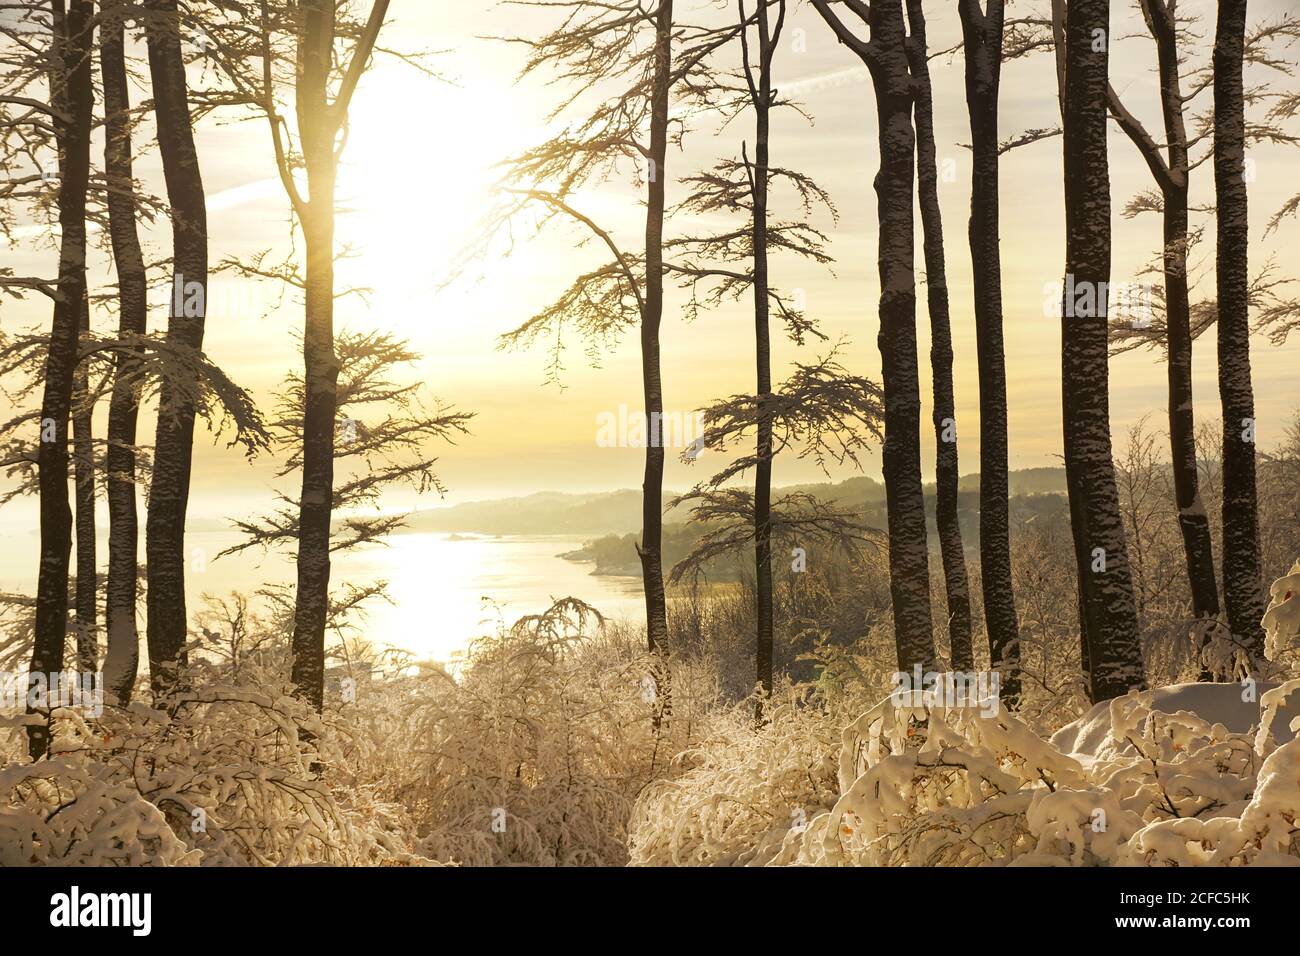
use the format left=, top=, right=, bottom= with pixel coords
left=628, top=563, right=1300, bottom=867
left=1, top=685, right=423, bottom=866
left=373, top=600, right=719, bottom=866
left=626, top=687, right=842, bottom=866
left=0, top=598, right=718, bottom=867
left=5, top=565, right=1299, bottom=866
left=626, top=681, right=1300, bottom=867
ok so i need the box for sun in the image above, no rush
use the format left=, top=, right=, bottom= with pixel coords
left=331, top=68, right=543, bottom=330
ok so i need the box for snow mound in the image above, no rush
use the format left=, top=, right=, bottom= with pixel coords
left=1264, top=558, right=1300, bottom=662
left=1050, top=681, right=1300, bottom=759
left=735, top=678, right=1300, bottom=866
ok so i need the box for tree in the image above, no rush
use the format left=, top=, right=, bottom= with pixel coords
left=283, top=0, right=390, bottom=712
left=1103, top=0, right=1221, bottom=673
left=217, top=329, right=471, bottom=666
left=910, top=0, right=974, bottom=673
left=100, top=0, right=150, bottom=703
left=26, top=0, right=93, bottom=758
left=489, top=1, right=741, bottom=722
left=670, top=351, right=885, bottom=709
left=142, top=0, right=209, bottom=698
left=744, top=0, right=780, bottom=715
left=639, top=0, right=675, bottom=667
left=200, top=0, right=393, bottom=710
left=1060, top=0, right=1145, bottom=701
left=666, top=0, right=858, bottom=715
left=811, top=0, right=935, bottom=672
left=1214, top=0, right=1266, bottom=666
left=954, top=0, right=1022, bottom=694
left=70, top=286, right=95, bottom=673
left=1103, top=7, right=1300, bottom=673
left=1, top=1, right=262, bottom=714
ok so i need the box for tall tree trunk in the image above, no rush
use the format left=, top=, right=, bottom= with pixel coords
left=639, top=0, right=673, bottom=675
left=1213, top=0, right=1266, bottom=665
left=1166, top=181, right=1223, bottom=659
left=72, top=289, right=96, bottom=673
left=1061, top=0, right=1146, bottom=701
left=1109, top=0, right=1220, bottom=663
left=747, top=0, right=776, bottom=716
left=263, top=0, right=387, bottom=711
left=874, top=1, right=934, bottom=673
left=102, top=5, right=148, bottom=704
left=814, top=0, right=934, bottom=672
left=909, top=0, right=973, bottom=672
left=144, top=0, right=207, bottom=699
left=959, top=0, right=1020, bottom=696
left=1150, top=2, right=1221, bottom=660
left=28, top=0, right=94, bottom=758
left=290, top=0, right=340, bottom=714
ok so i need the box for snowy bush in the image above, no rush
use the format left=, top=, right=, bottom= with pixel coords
left=381, top=598, right=719, bottom=866
left=7, top=555, right=1299, bottom=867
left=1263, top=557, right=1300, bottom=664
left=0, top=752, right=200, bottom=866
left=627, top=686, right=841, bottom=866
left=625, top=560, right=1300, bottom=868
left=750, top=680, right=1300, bottom=866
left=1, top=681, right=426, bottom=866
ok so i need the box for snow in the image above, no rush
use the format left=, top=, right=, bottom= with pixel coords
left=747, top=682, right=1300, bottom=866
left=1263, top=558, right=1300, bottom=662
left=7, top=562, right=1300, bottom=867
left=1050, top=681, right=1300, bottom=758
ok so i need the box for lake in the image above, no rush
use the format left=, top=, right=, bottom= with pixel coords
left=320, top=531, right=647, bottom=660
left=0, top=528, right=647, bottom=664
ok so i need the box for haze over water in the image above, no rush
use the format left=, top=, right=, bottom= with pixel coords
left=0, top=526, right=646, bottom=663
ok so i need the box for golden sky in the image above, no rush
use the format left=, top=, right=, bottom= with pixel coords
left=3, top=0, right=1299, bottom=529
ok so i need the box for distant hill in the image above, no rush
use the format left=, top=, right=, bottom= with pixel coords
left=404, top=468, right=1067, bottom=538
left=956, top=466, right=1067, bottom=497
left=405, top=489, right=649, bottom=536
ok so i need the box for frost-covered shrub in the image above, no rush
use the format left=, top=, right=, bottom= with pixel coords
left=1263, top=557, right=1300, bottom=664
left=1, top=680, right=426, bottom=866
left=1115, top=681, right=1300, bottom=865
left=760, top=681, right=1300, bottom=867
left=781, top=693, right=1082, bottom=865
left=386, top=599, right=717, bottom=866
left=1, top=595, right=726, bottom=868
left=626, top=686, right=841, bottom=866
left=621, top=561, right=1300, bottom=868
left=0, top=753, right=200, bottom=866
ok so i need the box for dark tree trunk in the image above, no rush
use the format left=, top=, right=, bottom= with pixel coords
left=958, top=0, right=1020, bottom=696
left=1213, top=0, right=1266, bottom=664
left=144, top=0, right=207, bottom=699
left=814, top=0, right=934, bottom=672
left=101, top=6, right=148, bottom=704
left=290, top=1, right=341, bottom=714
left=639, top=0, right=673, bottom=671
left=909, top=0, right=973, bottom=672
left=72, top=289, right=96, bottom=673
left=1110, top=0, right=1220, bottom=662
left=28, top=0, right=94, bottom=758
left=1166, top=174, right=1224, bottom=665
left=285, top=0, right=389, bottom=709
left=1149, top=2, right=1221, bottom=660
left=1061, top=0, right=1146, bottom=701
left=873, top=2, right=934, bottom=673
left=747, top=0, right=777, bottom=716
